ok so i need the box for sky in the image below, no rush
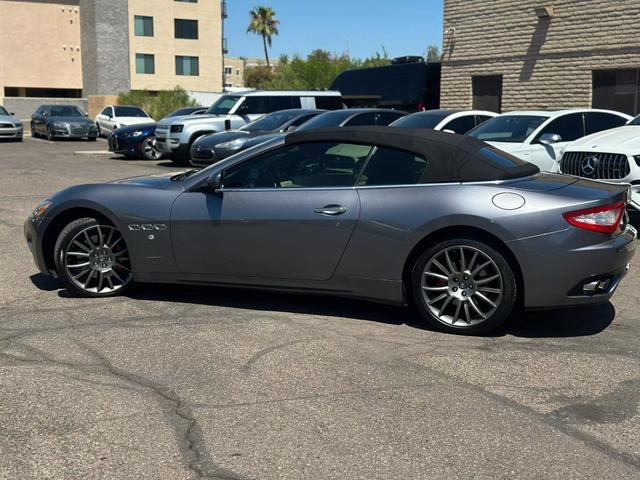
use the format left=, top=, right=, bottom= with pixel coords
left=225, top=0, right=444, bottom=61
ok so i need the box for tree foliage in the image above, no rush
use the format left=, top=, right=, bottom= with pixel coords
left=426, top=44, right=441, bottom=62
left=247, top=6, right=279, bottom=67
left=117, top=87, right=197, bottom=120
left=244, top=49, right=392, bottom=91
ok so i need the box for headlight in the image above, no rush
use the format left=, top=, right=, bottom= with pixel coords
left=15, top=122, right=23, bottom=129
left=31, top=199, right=53, bottom=223
left=171, top=125, right=184, bottom=133
left=52, top=122, right=66, bottom=129
left=217, top=138, right=247, bottom=149
left=131, top=130, right=144, bottom=137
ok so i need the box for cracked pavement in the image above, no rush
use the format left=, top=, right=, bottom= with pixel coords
left=0, top=138, right=639, bottom=479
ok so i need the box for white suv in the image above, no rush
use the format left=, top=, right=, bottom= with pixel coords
left=95, top=105, right=153, bottom=136
left=560, top=115, right=640, bottom=211
left=467, top=109, right=631, bottom=172
left=155, top=90, right=343, bottom=164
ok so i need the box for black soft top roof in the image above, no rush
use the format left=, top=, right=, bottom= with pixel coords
left=285, top=126, right=540, bottom=183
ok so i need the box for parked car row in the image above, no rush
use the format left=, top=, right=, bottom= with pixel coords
left=0, top=105, right=23, bottom=141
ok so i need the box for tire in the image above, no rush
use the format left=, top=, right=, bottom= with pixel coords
left=54, top=217, right=133, bottom=298
left=31, top=123, right=39, bottom=138
left=87, top=137, right=97, bottom=142
left=170, top=155, right=191, bottom=166
left=141, top=136, right=162, bottom=161
left=46, top=127, right=54, bottom=141
left=411, top=237, right=516, bottom=335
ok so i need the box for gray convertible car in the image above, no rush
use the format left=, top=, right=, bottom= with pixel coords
left=25, top=127, right=637, bottom=334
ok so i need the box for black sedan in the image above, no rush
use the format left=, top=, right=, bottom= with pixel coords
left=31, top=105, right=98, bottom=141
left=190, top=108, right=406, bottom=167
left=189, top=109, right=323, bottom=167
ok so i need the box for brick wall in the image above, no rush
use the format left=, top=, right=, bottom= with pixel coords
left=441, top=0, right=640, bottom=111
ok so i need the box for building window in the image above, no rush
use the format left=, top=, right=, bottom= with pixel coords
left=225, top=83, right=233, bottom=88
left=175, top=19, right=198, bottom=39
left=224, top=67, right=232, bottom=75
left=136, top=54, right=155, bottom=74
left=236, top=69, right=240, bottom=75
left=176, top=56, right=199, bottom=76
left=593, top=69, right=640, bottom=116
left=472, top=75, right=503, bottom=113
left=134, top=16, right=154, bottom=37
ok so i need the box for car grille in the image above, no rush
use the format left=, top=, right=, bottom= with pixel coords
left=0, top=123, right=14, bottom=128
left=560, top=152, right=630, bottom=180
left=70, top=123, right=88, bottom=135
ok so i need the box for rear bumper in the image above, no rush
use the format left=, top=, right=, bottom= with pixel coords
left=512, top=224, right=637, bottom=308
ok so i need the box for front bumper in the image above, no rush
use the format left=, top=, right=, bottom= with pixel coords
left=0, top=126, right=23, bottom=139
left=24, top=217, right=49, bottom=275
left=512, top=224, right=637, bottom=308
left=108, top=132, right=143, bottom=154
left=51, top=127, right=98, bottom=139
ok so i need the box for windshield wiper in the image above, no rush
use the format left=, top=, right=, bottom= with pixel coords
left=171, top=169, right=200, bottom=181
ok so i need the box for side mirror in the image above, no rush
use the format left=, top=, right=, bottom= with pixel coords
left=207, top=171, right=223, bottom=192
left=539, top=133, right=562, bottom=145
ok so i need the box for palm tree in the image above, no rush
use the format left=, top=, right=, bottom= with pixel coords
left=247, top=6, right=279, bottom=67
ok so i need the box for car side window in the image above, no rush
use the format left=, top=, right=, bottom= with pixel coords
left=585, top=112, right=627, bottom=135
left=535, top=113, right=584, bottom=143
left=266, top=96, right=301, bottom=111
left=344, top=113, right=378, bottom=126
left=475, top=115, right=493, bottom=127
left=223, top=142, right=374, bottom=189
left=289, top=114, right=318, bottom=128
left=357, top=147, right=428, bottom=186
left=242, top=97, right=269, bottom=114
left=376, top=111, right=405, bottom=125
left=442, top=115, right=476, bottom=134
left=100, top=107, right=111, bottom=116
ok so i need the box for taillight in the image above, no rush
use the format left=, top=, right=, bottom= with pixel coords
left=563, top=202, right=625, bottom=234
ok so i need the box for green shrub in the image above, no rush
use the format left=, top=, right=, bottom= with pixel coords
left=117, top=87, right=197, bottom=120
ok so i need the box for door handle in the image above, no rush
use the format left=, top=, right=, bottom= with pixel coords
left=314, top=204, right=347, bottom=215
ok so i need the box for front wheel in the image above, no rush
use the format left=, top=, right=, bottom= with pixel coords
left=54, top=217, right=133, bottom=297
left=412, top=238, right=517, bottom=335
left=46, top=127, right=54, bottom=141
left=141, top=136, right=162, bottom=160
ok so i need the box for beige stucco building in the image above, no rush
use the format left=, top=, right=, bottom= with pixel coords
left=128, top=0, right=223, bottom=92
left=0, top=0, right=83, bottom=98
left=224, top=57, right=245, bottom=89
left=0, top=0, right=223, bottom=108
left=441, top=0, right=640, bottom=115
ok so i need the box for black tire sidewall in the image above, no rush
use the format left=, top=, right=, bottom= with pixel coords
left=411, top=238, right=517, bottom=335
left=54, top=217, right=130, bottom=298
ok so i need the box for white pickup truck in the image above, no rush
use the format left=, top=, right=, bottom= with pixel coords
left=155, top=90, right=343, bottom=164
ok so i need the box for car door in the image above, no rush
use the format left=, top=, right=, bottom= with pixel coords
left=171, top=141, right=368, bottom=281
left=96, top=107, right=111, bottom=133
left=528, top=113, right=585, bottom=172
left=33, top=107, right=46, bottom=134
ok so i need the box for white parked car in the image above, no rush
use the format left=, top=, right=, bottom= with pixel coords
left=560, top=114, right=640, bottom=211
left=95, top=105, right=153, bottom=136
left=391, top=109, right=498, bottom=134
left=467, top=109, right=632, bottom=172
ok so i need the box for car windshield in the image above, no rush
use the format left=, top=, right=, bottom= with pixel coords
left=468, top=115, right=548, bottom=143
left=50, top=105, right=84, bottom=117
left=240, top=111, right=299, bottom=132
left=295, top=111, right=354, bottom=131
left=0, top=106, right=9, bottom=116
left=114, top=106, right=148, bottom=117
left=392, top=111, right=452, bottom=129
left=207, top=95, right=241, bottom=115
left=628, top=115, right=640, bottom=126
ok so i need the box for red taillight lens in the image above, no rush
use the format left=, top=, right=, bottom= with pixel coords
left=563, top=202, right=625, bottom=233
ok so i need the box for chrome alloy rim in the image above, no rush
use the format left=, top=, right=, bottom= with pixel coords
left=63, top=225, right=132, bottom=294
left=421, top=246, right=503, bottom=327
left=143, top=137, right=162, bottom=160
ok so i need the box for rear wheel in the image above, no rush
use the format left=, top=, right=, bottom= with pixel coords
left=412, top=238, right=516, bottom=335
left=54, top=217, right=132, bottom=297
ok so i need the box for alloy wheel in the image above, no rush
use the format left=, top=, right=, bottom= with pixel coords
left=63, top=224, right=132, bottom=294
left=420, top=245, right=503, bottom=327
left=142, top=137, right=162, bottom=160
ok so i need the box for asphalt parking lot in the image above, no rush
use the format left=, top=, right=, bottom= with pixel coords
left=1, top=136, right=639, bottom=479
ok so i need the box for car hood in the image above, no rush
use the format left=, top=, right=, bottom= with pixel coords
left=0, top=114, right=20, bottom=124
left=565, top=126, right=640, bottom=154
left=243, top=132, right=286, bottom=148
left=117, top=117, right=154, bottom=126
left=194, top=130, right=253, bottom=148
left=114, top=123, right=157, bottom=134
left=109, top=172, right=185, bottom=189
left=50, top=116, right=95, bottom=124
left=158, top=113, right=224, bottom=126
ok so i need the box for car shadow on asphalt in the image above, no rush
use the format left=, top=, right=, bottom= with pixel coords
left=32, top=274, right=615, bottom=338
